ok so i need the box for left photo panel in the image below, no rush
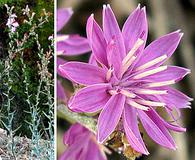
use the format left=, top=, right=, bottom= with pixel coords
left=0, top=0, right=54, bottom=159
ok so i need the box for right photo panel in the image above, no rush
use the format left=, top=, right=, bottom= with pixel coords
left=56, top=0, right=195, bottom=160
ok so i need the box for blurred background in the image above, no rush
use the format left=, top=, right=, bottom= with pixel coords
left=57, top=0, right=195, bottom=159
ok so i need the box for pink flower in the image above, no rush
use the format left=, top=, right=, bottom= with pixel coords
left=60, top=123, right=107, bottom=160
left=57, top=8, right=91, bottom=100
left=57, top=8, right=90, bottom=55
left=6, top=13, right=19, bottom=32
left=59, top=4, right=192, bottom=155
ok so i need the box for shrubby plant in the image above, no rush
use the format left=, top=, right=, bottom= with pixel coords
left=0, top=3, right=54, bottom=159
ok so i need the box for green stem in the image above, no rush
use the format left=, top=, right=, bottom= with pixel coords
left=57, top=104, right=97, bottom=133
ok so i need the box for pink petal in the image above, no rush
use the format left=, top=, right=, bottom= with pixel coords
left=103, top=4, right=126, bottom=60
left=86, top=13, right=93, bottom=41
left=107, top=39, right=122, bottom=78
left=57, top=8, right=73, bottom=32
left=163, top=121, right=186, bottom=132
left=134, top=31, right=183, bottom=69
left=97, top=94, right=125, bottom=143
left=143, top=66, right=190, bottom=83
left=160, top=86, right=192, bottom=109
left=69, top=83, right=111, bottom=113
left=138, top=110, right=176, bottom=149
left=123, top=105, right=149, bottom=155
left=59, top=143, right=81, bottom=160
left=57, top=34, right=91, bottom=55
left=89, top=54, right=98, bottom=66
left=149, top=109, right=186, bottom=132
left=138, top=94, right=183, bottom=121
left=57, top=57, right=66, bottom=76
left=122, top=5, right=148, bottom=53
left=63, top=123, right=88, bottom=145
left=86, top=15, right=108, bottom=66
left=85, top=140, right=107, bottom=160
left=60, top=136, right=89, bottom=160
left=59, top=62, right=107, bottom=85
left=57, top=80, right=68, bottom=101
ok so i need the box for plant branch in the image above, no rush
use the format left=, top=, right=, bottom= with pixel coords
left=57, top=104, right=97, bottom=133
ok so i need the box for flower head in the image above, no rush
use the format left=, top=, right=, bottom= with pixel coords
left=59, top=4, right=192, bottom=155
left=6, top=13, right=19, bottom=32
left=57, top=8, right=91, bottom=100
left=57, top=8, right=90, bottom=55
left=60, top=123, right=107, bottom=160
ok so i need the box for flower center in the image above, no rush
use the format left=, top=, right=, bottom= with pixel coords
left=106, top=38, right=168, bottom=110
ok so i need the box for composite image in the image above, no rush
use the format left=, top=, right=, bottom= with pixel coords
left=0, top=0, right=195, bottom=160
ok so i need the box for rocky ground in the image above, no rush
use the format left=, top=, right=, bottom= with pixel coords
left=0, top=128, right=50, bottom=160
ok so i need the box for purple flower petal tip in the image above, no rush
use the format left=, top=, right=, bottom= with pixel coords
left=141, top=6, right=146, bottom=12
left=57, top=8, right=73, bottom=32
left=67, top=7, right=73, bottom=14
left=174, top=29, right=183, bottom=37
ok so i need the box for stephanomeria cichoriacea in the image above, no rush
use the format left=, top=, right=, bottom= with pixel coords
left=59, top=4, right=192, bottom=155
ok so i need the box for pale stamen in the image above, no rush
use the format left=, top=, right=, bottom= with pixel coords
left=120, top=39, right=144, bottom=76
left=146, top=80, right=175, bottom=87
left=135, top=99, right=166, bottom=107
left=133, top=66, right=167, bottom=79
left=126, top=99, right=149, bottom=111
left=120, top=89, right=136, bottom=98
left=57, top=35, right=69, bottom=42
left=106, top=67, right=114, bottom=81
left=122, top=38, right=144, bottom=65
left=121, top=56, right=136, bottom=75
left=134, top=88, right=167, bottom=95
left=135, top=54, right=167, bottom=71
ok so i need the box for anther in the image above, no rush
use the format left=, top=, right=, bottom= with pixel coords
left=120, top=89, right=136, bottom=98
left=133, top=66, right=167, bottom=79
left=135, top=54, right=167, bottom=71
left=145, top=80, right=175, bottom=87
left=126, top=99, right=149, bottom=111
left=122, top=38, right=144, bottom=65
left=134, top=88, right=167, bottom=95
left=135, top=99, right=166, bottom=107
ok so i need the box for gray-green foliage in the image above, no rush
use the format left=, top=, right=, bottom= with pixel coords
left=0, top=3, right=54, bottom=159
